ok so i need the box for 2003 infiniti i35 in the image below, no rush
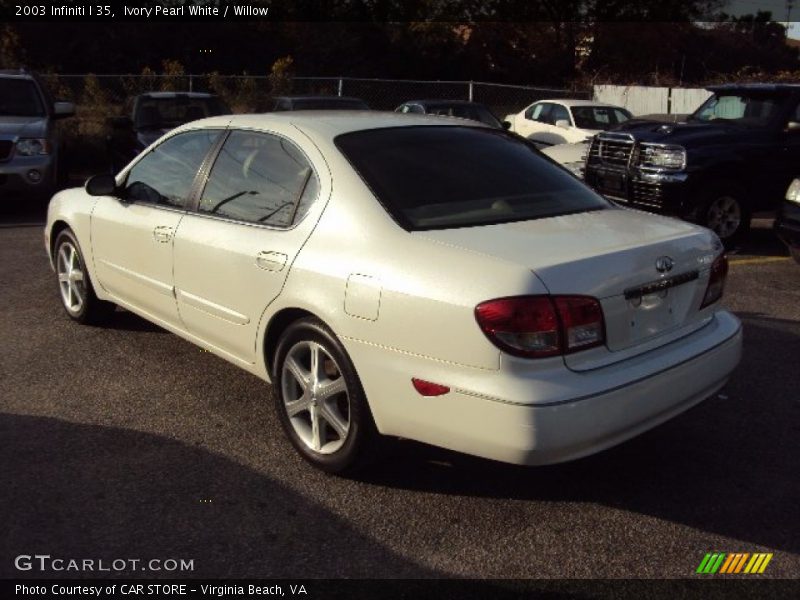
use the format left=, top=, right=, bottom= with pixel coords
left=45, top=112, right=742, bottom=473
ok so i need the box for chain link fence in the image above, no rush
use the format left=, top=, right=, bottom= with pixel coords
left=38, top=73, right=590, bottom=174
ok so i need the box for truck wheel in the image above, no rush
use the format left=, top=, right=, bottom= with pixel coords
left=697, top=182, right=751, bottom=246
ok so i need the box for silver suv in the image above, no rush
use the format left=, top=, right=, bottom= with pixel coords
left=0, top=69, right=74, bottom=201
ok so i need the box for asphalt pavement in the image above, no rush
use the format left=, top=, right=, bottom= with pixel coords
left=1, top=203, right=798, bottom=581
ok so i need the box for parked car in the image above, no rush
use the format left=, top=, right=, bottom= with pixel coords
left=395, top=99, right=504, bottom=128
left=106, top=92, right=230, bottom=173
left=776, top=178, right=800, bottom=264
left=271, top=96, right=370, bottom=111
left=541, top=141, right=589, bottom=179
left=584, top=84, right=800, bottom=244
left=0, top=69, right=74, bottom=201
left=46, top=112, right=741, bottom=474
left=504, top=99, right=632, bottom=146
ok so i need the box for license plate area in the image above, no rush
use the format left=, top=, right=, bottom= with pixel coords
left=599, top=171, right=627, bottom=195
left=601, top=270, right=702, bottom=350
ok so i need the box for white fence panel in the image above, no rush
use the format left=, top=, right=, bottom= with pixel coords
left=593, top=85, right=669, bottom=116
left=671, top=87, right=712, bottom=114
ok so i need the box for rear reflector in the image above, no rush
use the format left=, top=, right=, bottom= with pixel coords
left=475, top=295, right=605, bottom=358
left=701, top=254, right=728, bottom=308
left=412, top=378, right=450, bottom=397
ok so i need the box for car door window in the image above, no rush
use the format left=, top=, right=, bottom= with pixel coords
left=549, top=104, right=571, bottom=125
left=124, top=129, right=219, bottom=207
left=197, top=130, right=320, bottom=227
left=525, top=103, right=550, bottom=122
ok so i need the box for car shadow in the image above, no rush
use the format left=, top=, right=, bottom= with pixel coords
left=99, top=308, right=169, bottom=333
left=354, top=312, right=800, bottom=556
left=731, top=220, right=788, bottom=258
left=0, top=412, right=437, bottom=580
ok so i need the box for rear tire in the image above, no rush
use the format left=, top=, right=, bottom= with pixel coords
left=273, top=317, right=380, bottom=475
left=54, top=228, right=115, bottom=325
left=695, top=182, right=751, bottom=247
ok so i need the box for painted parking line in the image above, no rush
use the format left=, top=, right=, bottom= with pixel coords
left=728, top=256, right=791, bottom=266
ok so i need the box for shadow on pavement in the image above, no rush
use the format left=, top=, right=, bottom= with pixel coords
left=0, top=413, right=435, bottom=579
left=357, top=313, right=800, bottom=556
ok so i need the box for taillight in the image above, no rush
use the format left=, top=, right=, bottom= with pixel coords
left=475, top=295, right=605, bottom=359
left=553, top=296, right=606, bottom=353
left=701, top=253, right=728, bottom=308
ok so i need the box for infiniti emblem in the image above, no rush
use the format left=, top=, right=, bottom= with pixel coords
left=655, top=256, right=674, bottom=273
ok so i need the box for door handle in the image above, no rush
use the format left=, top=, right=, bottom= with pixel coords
left=153, top=226, right=173, bottom=243
left=255, top=251, right=287, bottom=272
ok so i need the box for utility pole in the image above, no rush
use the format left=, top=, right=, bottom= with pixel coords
left=788, top=0, right=795, bottom=38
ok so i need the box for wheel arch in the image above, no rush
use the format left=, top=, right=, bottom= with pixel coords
left=263, top=307, right=320, bottom=380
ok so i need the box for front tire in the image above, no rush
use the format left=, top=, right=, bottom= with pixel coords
left=54, top=228, right=115, bottom=324
left=696, top=182, right=751, bottom=246
left=273, top=317, right=379, bottom=474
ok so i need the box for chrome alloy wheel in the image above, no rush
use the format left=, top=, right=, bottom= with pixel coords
left=57, top=241, right=86, bottom=315
left=281, top=340, right=351, bottom=454
left=706, top=195, right=742, bottom=240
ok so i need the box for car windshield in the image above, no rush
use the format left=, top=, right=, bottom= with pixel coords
left=336, top=126, right=609, bottom=231
left=571, top=106, right=631, bottom=130
left=134, top=96, right=230, bottom=129
left=290, top=98, right=369, bottom=110
left=689, top=93, right=781, bottom=127
left=0, top=78, right=45, bottom=117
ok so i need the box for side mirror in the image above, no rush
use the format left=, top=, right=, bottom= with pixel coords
left=501, top=120, right=511, bottom=130
left=108, top=116, right=133, bottom=130
left=85, top=173, right=118, bottom=197
left=787, top=121, right=800, bottom=133
left=555, top=119, right=571, bottom=129
left=53, top=101, right=75, bottom=119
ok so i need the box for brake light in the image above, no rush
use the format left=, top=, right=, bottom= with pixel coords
left=475, top=295, right=605, bottom=358
left=553, top=296, right=606, bottom=353
left=701, top=254, right=728, bottom=308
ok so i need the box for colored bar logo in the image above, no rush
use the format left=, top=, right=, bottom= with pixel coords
left=696, top=552, right=773, bottom=574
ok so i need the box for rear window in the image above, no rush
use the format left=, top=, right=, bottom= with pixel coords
left=571, top=106, right=632, bottom=130
left=336, top=126, right=608, bottom=231
left=134, top=96, right=230, bottom=129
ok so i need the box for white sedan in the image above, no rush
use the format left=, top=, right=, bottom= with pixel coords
left=45, top=112, right=741, bottom=474
left=505, top=99, right=632, bottom=146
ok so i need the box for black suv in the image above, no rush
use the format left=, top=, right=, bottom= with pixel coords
left=584, top=84, right=800, bottom=243
left=107, top=92, right=229, bottom=173
left=0, top=69, right=74, bottom=201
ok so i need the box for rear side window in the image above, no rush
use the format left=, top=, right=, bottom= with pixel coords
left=197, top=130, right=319, bottom=227
left=549, top=104, right=571, bottom=125
left=336, top=126, right=608, bottom=231
left=124, top=129, right=219, bottom=207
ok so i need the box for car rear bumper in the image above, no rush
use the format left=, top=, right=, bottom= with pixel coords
left=346, top=310, right=742, bottom=465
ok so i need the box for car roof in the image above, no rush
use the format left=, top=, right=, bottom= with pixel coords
left=186, top=111, right=485, bottom=138
left=274, top=95, right=366, bottom=102
left=533, top=98, right=624, bottom=108
left=137, top=91, right=217, bottom=99
left=402, top=99, right=489, bottom=107
left=706, top=83, right=800, bottom=94
left=0, top=70, right=35, bottom=80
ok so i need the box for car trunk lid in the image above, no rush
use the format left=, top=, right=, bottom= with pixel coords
left=416, top=207, right=722, bottom=366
